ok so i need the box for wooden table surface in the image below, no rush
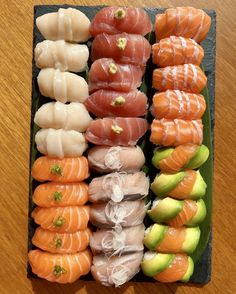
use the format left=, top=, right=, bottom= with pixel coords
left=0, top=0, right=235, bottom=293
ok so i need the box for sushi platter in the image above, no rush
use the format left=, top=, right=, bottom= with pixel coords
left=28, top=5, right=215, bottom=286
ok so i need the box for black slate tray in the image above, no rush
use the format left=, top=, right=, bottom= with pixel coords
left=28, top=5, right=216, bottom=285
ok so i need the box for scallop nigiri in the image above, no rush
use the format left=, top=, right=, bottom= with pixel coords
left=152, top=36, right=204, bottom=67
left=150, top=119, right=203, bottom=146
left=33, top=182, right=88, bottom=207
left=28, top=249, right=92, bottom=283
left=31, top=206, right=90, bottom=233
left=85, top=117, right=149, bottom=146
left=155, top=7, right=211, bottom=43
left=90, top=7, right=152, bottom=36
left=88, top=58, right=143, bottom=93
left=152, top=90, right=206, bottom=120
left=32, top=227, right=91, bottom=254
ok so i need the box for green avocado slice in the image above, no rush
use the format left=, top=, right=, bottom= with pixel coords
left=180, top=256, right=194, bottom=282
left=143, top=224, right=168, bottom=250
left=189, top=171, right=207, bottom=199
left=182, top=227, right=201, bottom=254
left=184, top=144, right=209, bottom=170
left=152, top=148, right=174, bottom=169
left=186, top=199, right=207, bottom=226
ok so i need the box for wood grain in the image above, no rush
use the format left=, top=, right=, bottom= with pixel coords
left=0, top=0, right=235, bottom=293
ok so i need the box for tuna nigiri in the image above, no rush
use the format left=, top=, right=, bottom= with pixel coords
left=88, top=145, right=145, bottom=173
left=152, top=90, right=206, bottom=120
left=32, top=227, right=91, bottom=254
left=89, top=172, right=149, bottom=203
left=91, top=33, right=151, bottom=66
left=31, top=206, right=90, bottom=233
left=155, top=7, right=211, bottom=43
left=28, top=249, right=92, bottom=283
left=153, top=64, right=207, bottom=93
left=88, top=58, right=143, bottom=93
left=85, top=117, right=149, bottom=146
left=90, top=7, right=152, bottom=36
left=85, top=90, right=148, bottom=117
left=150, top=119, right=203, bottom=146
left=31, top=156, right=89, bottom=183
left=33, top=182, right=88, bottom=207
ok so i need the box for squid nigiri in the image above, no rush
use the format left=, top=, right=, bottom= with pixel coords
left=32, top=227, right=91, bottom=254
left=31, top=156, right=89, bottom=183
left=87, top=145, right=145, bottom=173
left=88, top=58, right=143, bottom=93
left=152, top=90, right=206, bottom=120
left=28, top=249, right=92, bottom=283
left=85, top=90, right=148, bottom=117
left=89, top=172, right=149, bottom=203
left=90, top=7, right=152, bottom=36
left=153, top=64, right=207, bottom=93
left=150, top=119, right=203, bottom=146
left=36, top=8, right=91, bottom=42
left=152, top=36, right=204, bottom=67
left=31, top=206, right=90, bottom=233
left=34, top=40, right=89, bottom=72
left=85, top=117, right=149, bottom=146
left=33, top=182, right=88, bottom=207
left=155, top=7, right=211, bottom=43
left=91, top=252, right=143, bottom=287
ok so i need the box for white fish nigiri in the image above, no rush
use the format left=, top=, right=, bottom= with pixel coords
left=37, top=69, right=89, bottom=103
left=35, top=129, right=88, bottom=159
left=89, top=172, right=149, bottom=203
left=34, top=102, right=92, bottom=132
left=91, top=252, right=143, bottom=287
left=34, top=40, right=89, bottom=72
left=36, top=8, right=91, bottom=42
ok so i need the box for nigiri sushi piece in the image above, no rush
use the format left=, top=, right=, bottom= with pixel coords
left=37, top=69, right=89, bottom=103
left=32, top=227, right=91, bottom=254
left=91, top=252, right=143, bottom=287
left=152, top=90, right=206, bottom=120
left=152, top=144, right=209, bottom=173
left=35, top=129, right=88, bottom=159
left=31, top=156, right=89, bottom=183
left=88, top=145, right=145, bottom=173
left=155, top=7, right=211, bottom=43
left=90, top=7, right=152, bottom=36
left=33, top=182, right=89, bottom=207
left=151, top=170, right=207, bottom=199
left=152, top=36, right=204, bottom=67
left=89, top=172, right=149, bottom=203
left=150, top=119, right=203, bottom=146
left=90, top=200, right=147, bottom=228
left=148, top=197, right=206, bottom=227
left=85, top=117, right=149, bottom=146
left=36, top=8, right=91, bottom=42
left=31, top=205, right=90, bottom=233
left=28, top=249, right=92, bottom=283
left=88, top=58, right=143, bottom=93
left=90, top=224, right=145, bottom=255
left=85, top=89, right=147, bottom=117
left=153, top=64, right=207, bottom=93
left=142, top=252, right=194, bottom=283
left=144, top=224, right=200, bottom=254
left=34, top=40, right=89, bottom=72
left=91, top=33, right=151, bottom=66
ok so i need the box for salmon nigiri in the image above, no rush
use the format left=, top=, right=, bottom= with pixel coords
left=153, top=64, right=207, bottom=93
left=28, top=249, right=92, bottom=283
left=150, top=119, right=203, bottom=146
left=33, top=182, right=88, bottom=207
left=85, top=90, right=148, bottom=117
left=32, top=227, right=91, bottom=254
left=31, top=156, right=89, bottom=183
left=91, top=33, right=151, bottom=66
left=155, top=7, right=211, bottom=43
left=85, top=117, right=149, bottom=146
left=31, top=206, right=90, bottom=233
left=90, top=7, right=152, bottom=36
left=88, top=58, right=143, bottom=93
left=152, top=90, right=206, bottom=120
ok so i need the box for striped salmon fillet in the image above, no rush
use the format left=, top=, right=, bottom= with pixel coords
left=156, top=227, right=186, bottom=253
left=169, top=170, right=197, bottom=198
